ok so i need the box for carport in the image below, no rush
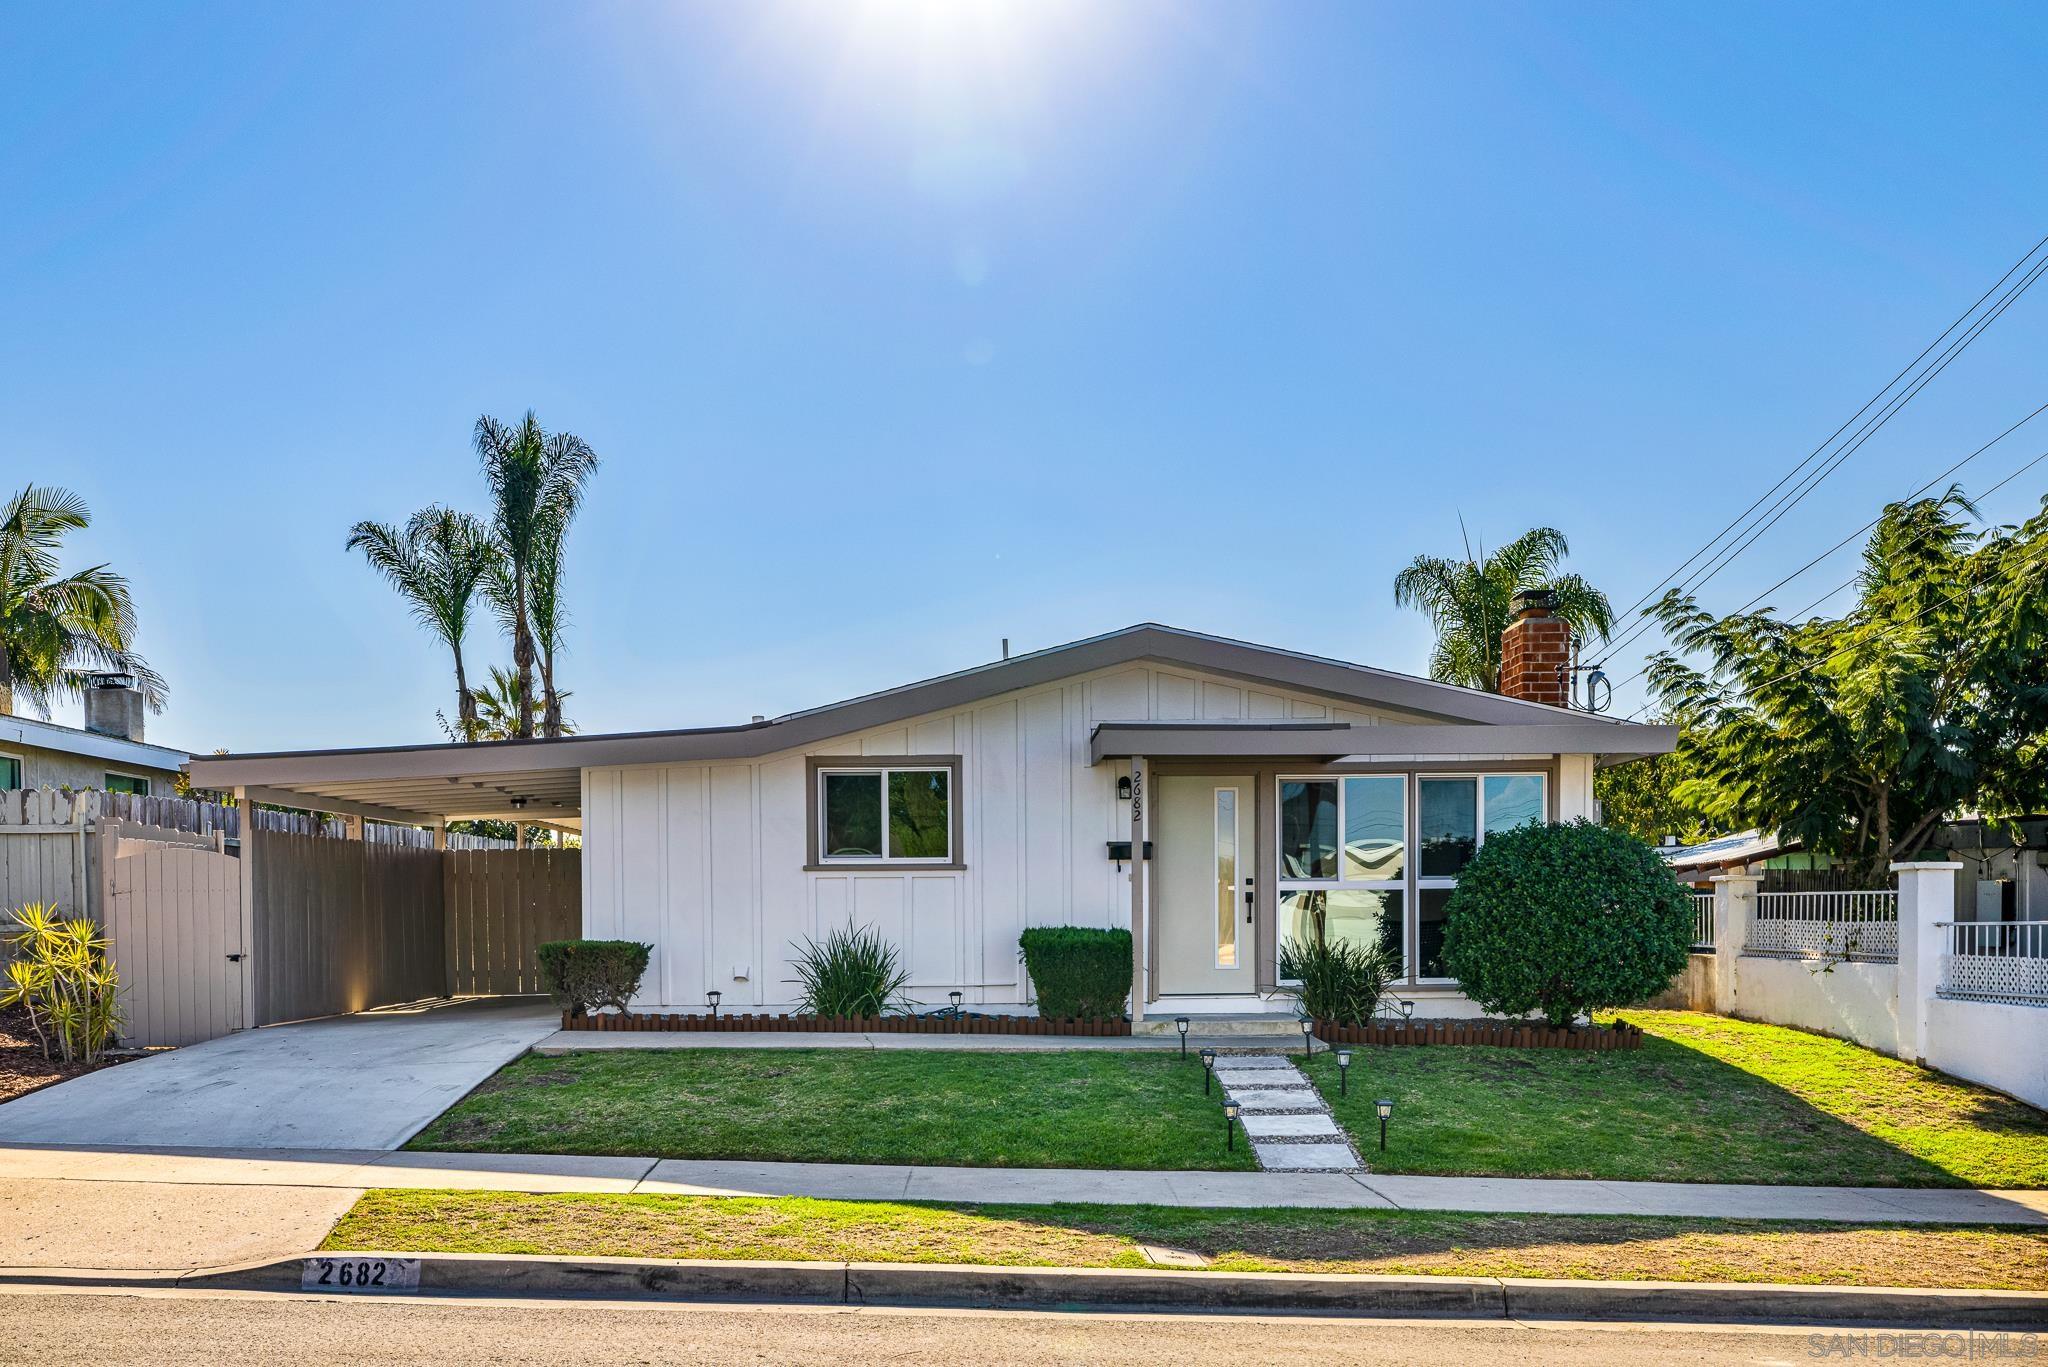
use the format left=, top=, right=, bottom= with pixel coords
left=180, top=738, right=591, bottom=1041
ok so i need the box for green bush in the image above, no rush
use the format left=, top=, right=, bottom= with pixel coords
left=1, top=903, right=122, bottom=1063
left=1278, top=933, right=1404, bottom=1025
left=1018, top=927, right=1133, bottom=1019
left=536, top=939, right=652, bottom=1016
left=1439, top=818, right=1693, bottom=1027
left=791, top=924, right=912, bottom=1018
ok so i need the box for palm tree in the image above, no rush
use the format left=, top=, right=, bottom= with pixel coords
left=1393, top=525, right=1614, bottom=692
left=470, top=665, right=575, bottom=742
left=473, top=412, right=597, bottom=740
left=346, top=506, right=497, bottom=740
left=0, top=485, right=164, bottom=718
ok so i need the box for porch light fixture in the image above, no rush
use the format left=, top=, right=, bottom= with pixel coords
left=1116, top=775, right=1133, bottom=802
left=1200, top=1047, right=1217, bottom=1094
left=1175, top=1015, right=1190, bottom=1058
left=706, top=989, right=721, bottom=1022
left=1223, top=1099, right=1241, bottom=1152
left=1375, top=1098, right=1394, bottom=1152
left=1335, top=1048, right=1352, bottom=1097
left=1298, top=1016, right=1314, bottom=1061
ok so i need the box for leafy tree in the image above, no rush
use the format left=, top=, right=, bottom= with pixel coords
left=1441, top=819, right=1693, bottom=1026
left=474, top=412, right=597, bottom=740
left=1645, top=491, right=2048, bottom=881
left=1394, top=525, right=1614, bottom=691
left=450, top=665, right=576, bottom=743
left=1593, top=716, right=1708, bottom=844
left=0, top=485, right=164, bottom=719
left=346, top=505, right=496, bottom=740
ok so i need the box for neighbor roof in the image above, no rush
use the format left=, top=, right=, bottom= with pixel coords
left=187, top=623, right=1670, bottom=821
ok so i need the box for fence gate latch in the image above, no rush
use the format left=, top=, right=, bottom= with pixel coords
left=225, top=953, right=245, bottom=962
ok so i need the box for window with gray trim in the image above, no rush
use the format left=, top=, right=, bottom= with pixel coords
left=104, top=772, right=150, bottom=796
left=0, top=756, right=20, bottom=790
left=1416, top=773, right=1546, bottom=977
left=818, top=766, right=951, bottom=863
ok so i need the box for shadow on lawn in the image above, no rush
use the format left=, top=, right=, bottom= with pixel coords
left=1307, top=1029, right=2005, bottom=1188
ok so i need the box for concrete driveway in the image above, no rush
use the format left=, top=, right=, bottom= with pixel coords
left=0, top=997, right=557, bottom=1151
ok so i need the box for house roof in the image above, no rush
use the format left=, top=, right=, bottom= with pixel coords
left=187, top=623, right=1671, bottom=822
left=0, top=712, right=191, bottom=773
left=1659, top=829, right=1797, bottom=873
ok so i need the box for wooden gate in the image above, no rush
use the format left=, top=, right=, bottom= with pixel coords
left=99, top=833, right=245, bottom=1048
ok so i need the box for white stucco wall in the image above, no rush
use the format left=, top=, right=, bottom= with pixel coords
left=1730, top=956, right=1901, bottom=1057
left=581, top=660, right=1599, bottom=1011
left=1924, top=998, right=2048, bottom=1112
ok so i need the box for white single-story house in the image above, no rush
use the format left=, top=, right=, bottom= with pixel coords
left=190, top=606, right=1675, bottom=1022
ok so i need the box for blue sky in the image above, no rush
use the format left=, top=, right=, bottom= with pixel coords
left=8, top=2, right=2047, bottom=754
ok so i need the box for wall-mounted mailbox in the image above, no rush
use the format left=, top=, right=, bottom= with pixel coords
left=1105, top=840, right=1153, bottom=870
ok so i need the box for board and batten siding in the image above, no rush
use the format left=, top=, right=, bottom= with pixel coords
left=580, top=661, right=1522, bottom=1011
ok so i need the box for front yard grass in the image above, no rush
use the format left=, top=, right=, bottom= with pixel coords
left=408, top=1048, right=1257, bottom=1171
left=1311, top=1009, right=2048, bottom=1188
left=324, top=1189, right=2048, bottom=1290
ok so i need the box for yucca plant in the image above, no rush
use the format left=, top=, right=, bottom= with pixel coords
left=1277, top=933, right=1404, bottom=1027
left=1, top=902, right=123, bottom=1063
left=790, top=924, right=912, bottom=1018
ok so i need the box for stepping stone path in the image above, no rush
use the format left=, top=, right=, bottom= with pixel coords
left=1211, top=1052, right=1364, bottom=1173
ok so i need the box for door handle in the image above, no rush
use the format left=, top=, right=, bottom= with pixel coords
left=1243, top=880, right=1254, bottom=922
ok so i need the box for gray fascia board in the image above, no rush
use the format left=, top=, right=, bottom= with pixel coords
left=1090, top=721, right=1677, bottom=765
left=188, top=623, right=1647, bottom=793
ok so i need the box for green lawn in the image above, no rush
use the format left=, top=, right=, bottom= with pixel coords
left=1311, top=1010, right=2048, bottom=1188
left=408, top=1048, right=1256, bottom=1171
left=324, top=1189, right=2048, bottom=1290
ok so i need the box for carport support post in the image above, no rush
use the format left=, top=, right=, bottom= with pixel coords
left=234, top=788, right=257, bottom=1031
left=432, top=819, right=447, bottom=851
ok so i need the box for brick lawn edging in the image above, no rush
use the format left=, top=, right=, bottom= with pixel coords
left=560, top=1010, right=1133, bottom=1037
left=1312, top=1019, right=1643, bottom=1050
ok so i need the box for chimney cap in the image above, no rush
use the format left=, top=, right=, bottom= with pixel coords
left=87, top=671, right=138, bottom=690
left=1513, top=587, right=1557, bottom=619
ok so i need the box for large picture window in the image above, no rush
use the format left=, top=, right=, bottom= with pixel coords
left=1277, top=775, right=1406, bottom=976
left=1416, top=773, right=1547, bottom=977
left=817, top=766, right=952, bottom=863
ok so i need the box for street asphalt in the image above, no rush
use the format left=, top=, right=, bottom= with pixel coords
left=1, top=1286, right=2007, bottom=1366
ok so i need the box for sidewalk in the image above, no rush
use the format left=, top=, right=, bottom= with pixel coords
left=5, top=1143, right=2045, bottom=1226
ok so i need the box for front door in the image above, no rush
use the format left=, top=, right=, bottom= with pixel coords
left=1155, top=774, right=1257, bottom=996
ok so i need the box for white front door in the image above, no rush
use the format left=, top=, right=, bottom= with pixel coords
left=1155, top=774, right=1256, bottom=996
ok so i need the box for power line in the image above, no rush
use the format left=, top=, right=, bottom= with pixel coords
left=1619, top=444, right=2048, bottom=717
left=1598, top=249, right=2048, bottom=664
left=1603, top=231, right=2048, bottom=630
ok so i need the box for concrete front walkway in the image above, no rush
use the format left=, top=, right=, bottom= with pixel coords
left=3, top=1143, right=2043, bottom=1227
left=0, top=997, right=559, bottom=1152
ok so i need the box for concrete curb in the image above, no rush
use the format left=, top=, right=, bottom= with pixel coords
left=25, top=1252, right=2024, bottom=1327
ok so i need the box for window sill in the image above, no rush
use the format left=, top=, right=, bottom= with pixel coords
left=805, top=862, right=969, bottom=874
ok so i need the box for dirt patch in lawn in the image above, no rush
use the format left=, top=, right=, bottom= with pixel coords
left=325, top=1190, right=2048, bottom=1290
left=0, top=1005, right=137, bottom=1104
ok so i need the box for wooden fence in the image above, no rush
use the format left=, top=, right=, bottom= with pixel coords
left=249, top=830, right=449, bottom=1026
left=444, top=848, right=580, bottom=995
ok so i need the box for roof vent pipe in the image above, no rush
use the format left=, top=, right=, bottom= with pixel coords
left=1002, top=638, right=1010, bottom=660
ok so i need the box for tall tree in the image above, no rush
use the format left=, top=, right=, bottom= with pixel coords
left=1393, top=526, right=1614, bottom=691
left=466, top=665, right=575, bottom=742
left=345, top=505, right=496, bottom=740
left=0, top=484, right=164, bottom=718
left=1645, top=490, right=2048, bottom=881
left=473, top=412, right=597, bottom=740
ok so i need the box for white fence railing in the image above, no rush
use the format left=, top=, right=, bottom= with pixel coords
left=1939, top=921, right=2048, bottom=1006
left=1748, top=890, right=1898, bottom=962
left=1691, top=892, right=1715, bottom=948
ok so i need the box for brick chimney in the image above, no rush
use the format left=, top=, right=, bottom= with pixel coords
left=1500, top=589, right=1570, bottom=706
left=83, top=672, right=146, bottom=742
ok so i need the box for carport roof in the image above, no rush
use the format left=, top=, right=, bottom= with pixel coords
left=187, top=623, right=1667, bottom=823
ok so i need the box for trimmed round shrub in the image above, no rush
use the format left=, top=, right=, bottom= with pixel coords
left=1439, top=819, right=1693, bottom=1027
left=536, top=939, right=652, bottom=1016
left=1019, top=927, right=1133, bottom=1019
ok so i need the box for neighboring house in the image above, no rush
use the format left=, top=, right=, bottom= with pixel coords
left=0, top=675, right=188, bottom=797
left=189, top=605, right=1675, bottom=1021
